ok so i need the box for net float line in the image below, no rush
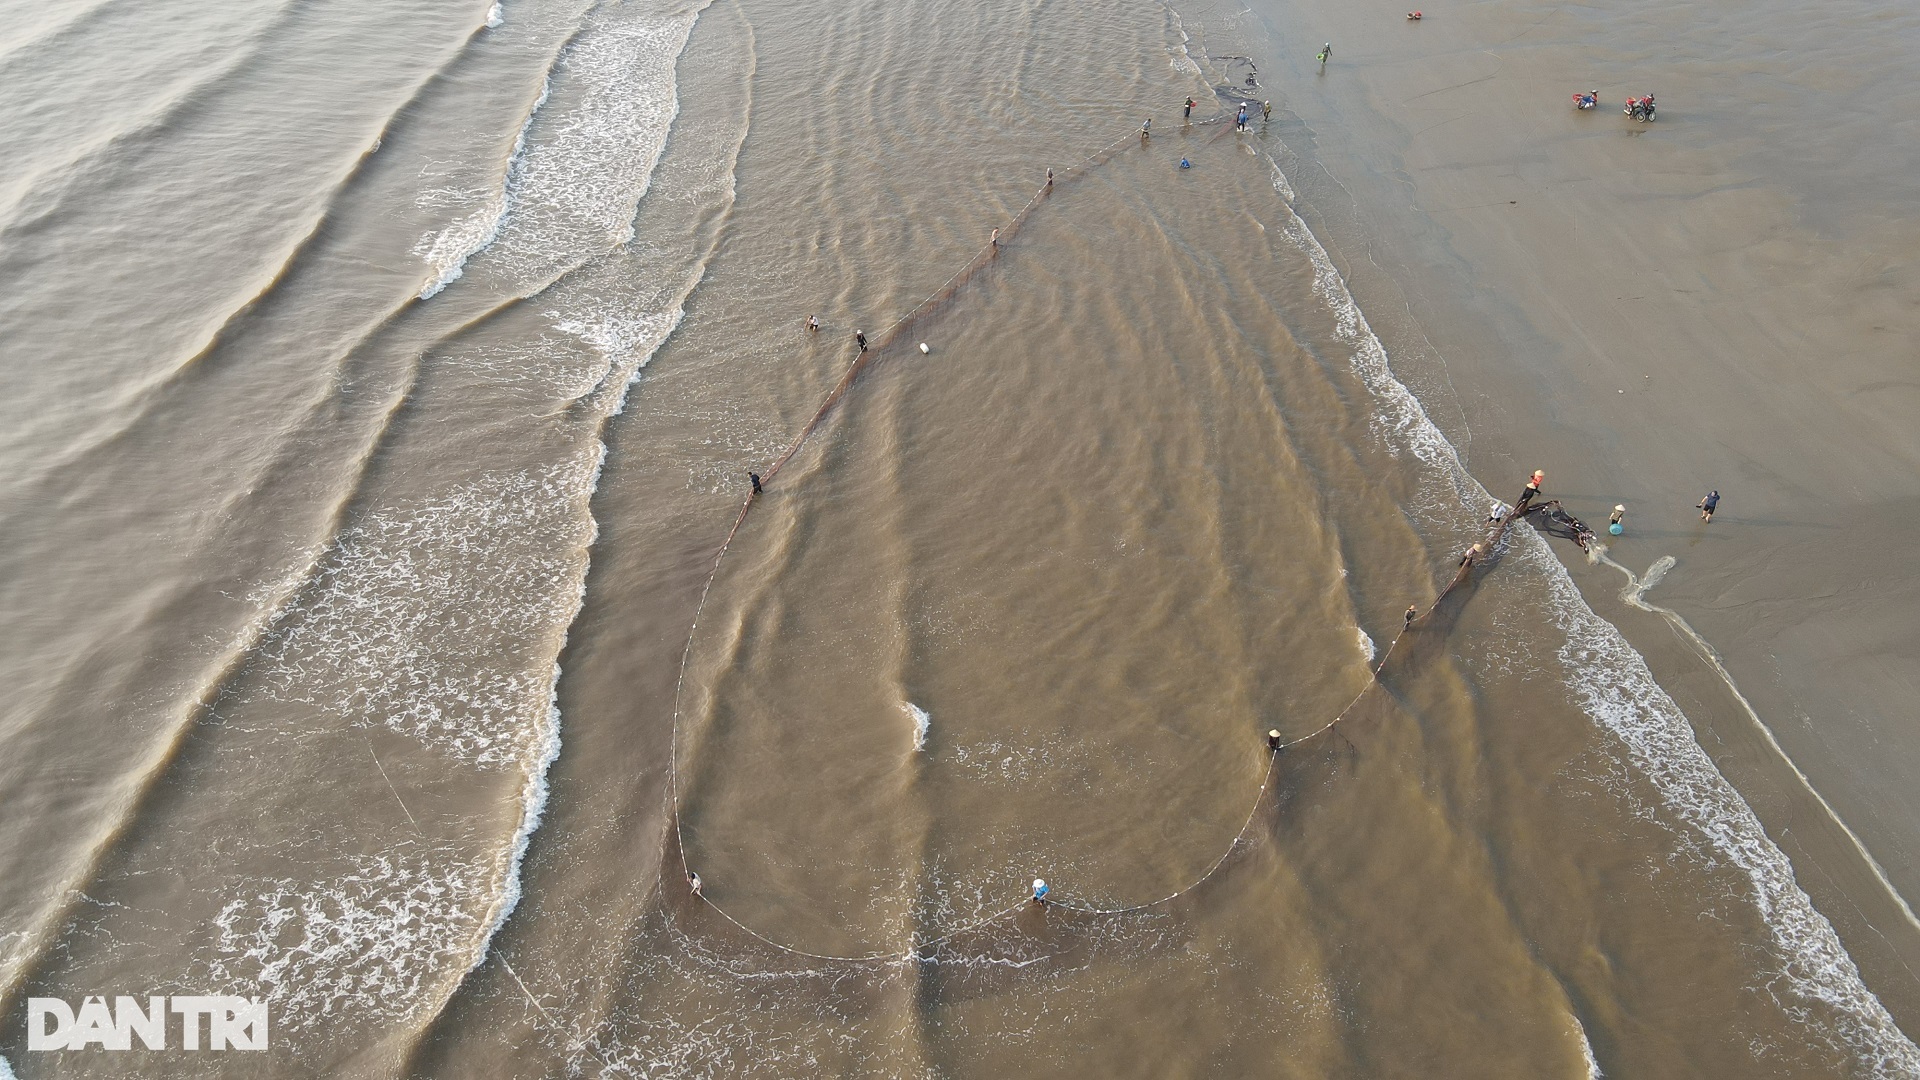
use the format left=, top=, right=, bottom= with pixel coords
left=659, top=110, right=1511, bottom=963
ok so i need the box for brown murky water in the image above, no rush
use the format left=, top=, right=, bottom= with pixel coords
left=1, top=0, right=1915, bottom=1076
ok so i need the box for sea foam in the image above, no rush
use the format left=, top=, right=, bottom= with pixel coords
left=205, top=852, right=490, bottom=1030
left=1578, top=1018, right=1605, bottom=1078
left=414, top=6, right=700, bottom=299
left=414, top=76, right=547, bottom=300
left=905, top=702, right=932, bottom=751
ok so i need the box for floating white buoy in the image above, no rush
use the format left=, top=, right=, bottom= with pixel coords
left=919, top=342, right=930, bottom=354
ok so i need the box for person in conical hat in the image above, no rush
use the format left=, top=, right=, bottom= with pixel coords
left=1520, top=469, right=1544, bottom=506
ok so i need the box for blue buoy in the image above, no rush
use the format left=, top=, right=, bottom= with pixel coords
left=1608, top=522, right=1624, bottom=535
left=1179, top=158, right=1191, bottom=169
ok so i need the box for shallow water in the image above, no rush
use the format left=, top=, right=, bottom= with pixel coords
left=0, top=0, right=1915, bottom=1076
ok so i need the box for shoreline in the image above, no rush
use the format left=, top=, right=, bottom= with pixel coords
left=1222, top=0, right=1920, bottom=1033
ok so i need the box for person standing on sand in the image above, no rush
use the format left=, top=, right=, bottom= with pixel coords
left=1697, top=490, right=1719, bottom=522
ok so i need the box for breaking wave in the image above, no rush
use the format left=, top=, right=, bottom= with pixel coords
left=414, top=4, right=704, bottom=299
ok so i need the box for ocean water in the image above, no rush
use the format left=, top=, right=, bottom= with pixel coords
left=0, top=0, right=1914, bottom=1076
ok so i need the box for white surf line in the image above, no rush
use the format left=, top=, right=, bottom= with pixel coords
left=450, top=0, right=716, bottom=1006
left=1590, top=545, right=1920, bottom=937
left=414, top=74, right=548, bottom=300
left=1570, top=1012, right=1605, bottom=1078
left=1580, top=1033, right=1604, bottom=1079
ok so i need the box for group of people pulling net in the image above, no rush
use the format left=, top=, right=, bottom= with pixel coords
left=661, top=102, right=1581, bottom=967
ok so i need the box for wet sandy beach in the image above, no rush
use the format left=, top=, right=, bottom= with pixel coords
left=1223, top=0, right=1920, bottom=1027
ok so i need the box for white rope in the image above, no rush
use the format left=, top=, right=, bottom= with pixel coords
left=659, top=108, right=1484, bottom=961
